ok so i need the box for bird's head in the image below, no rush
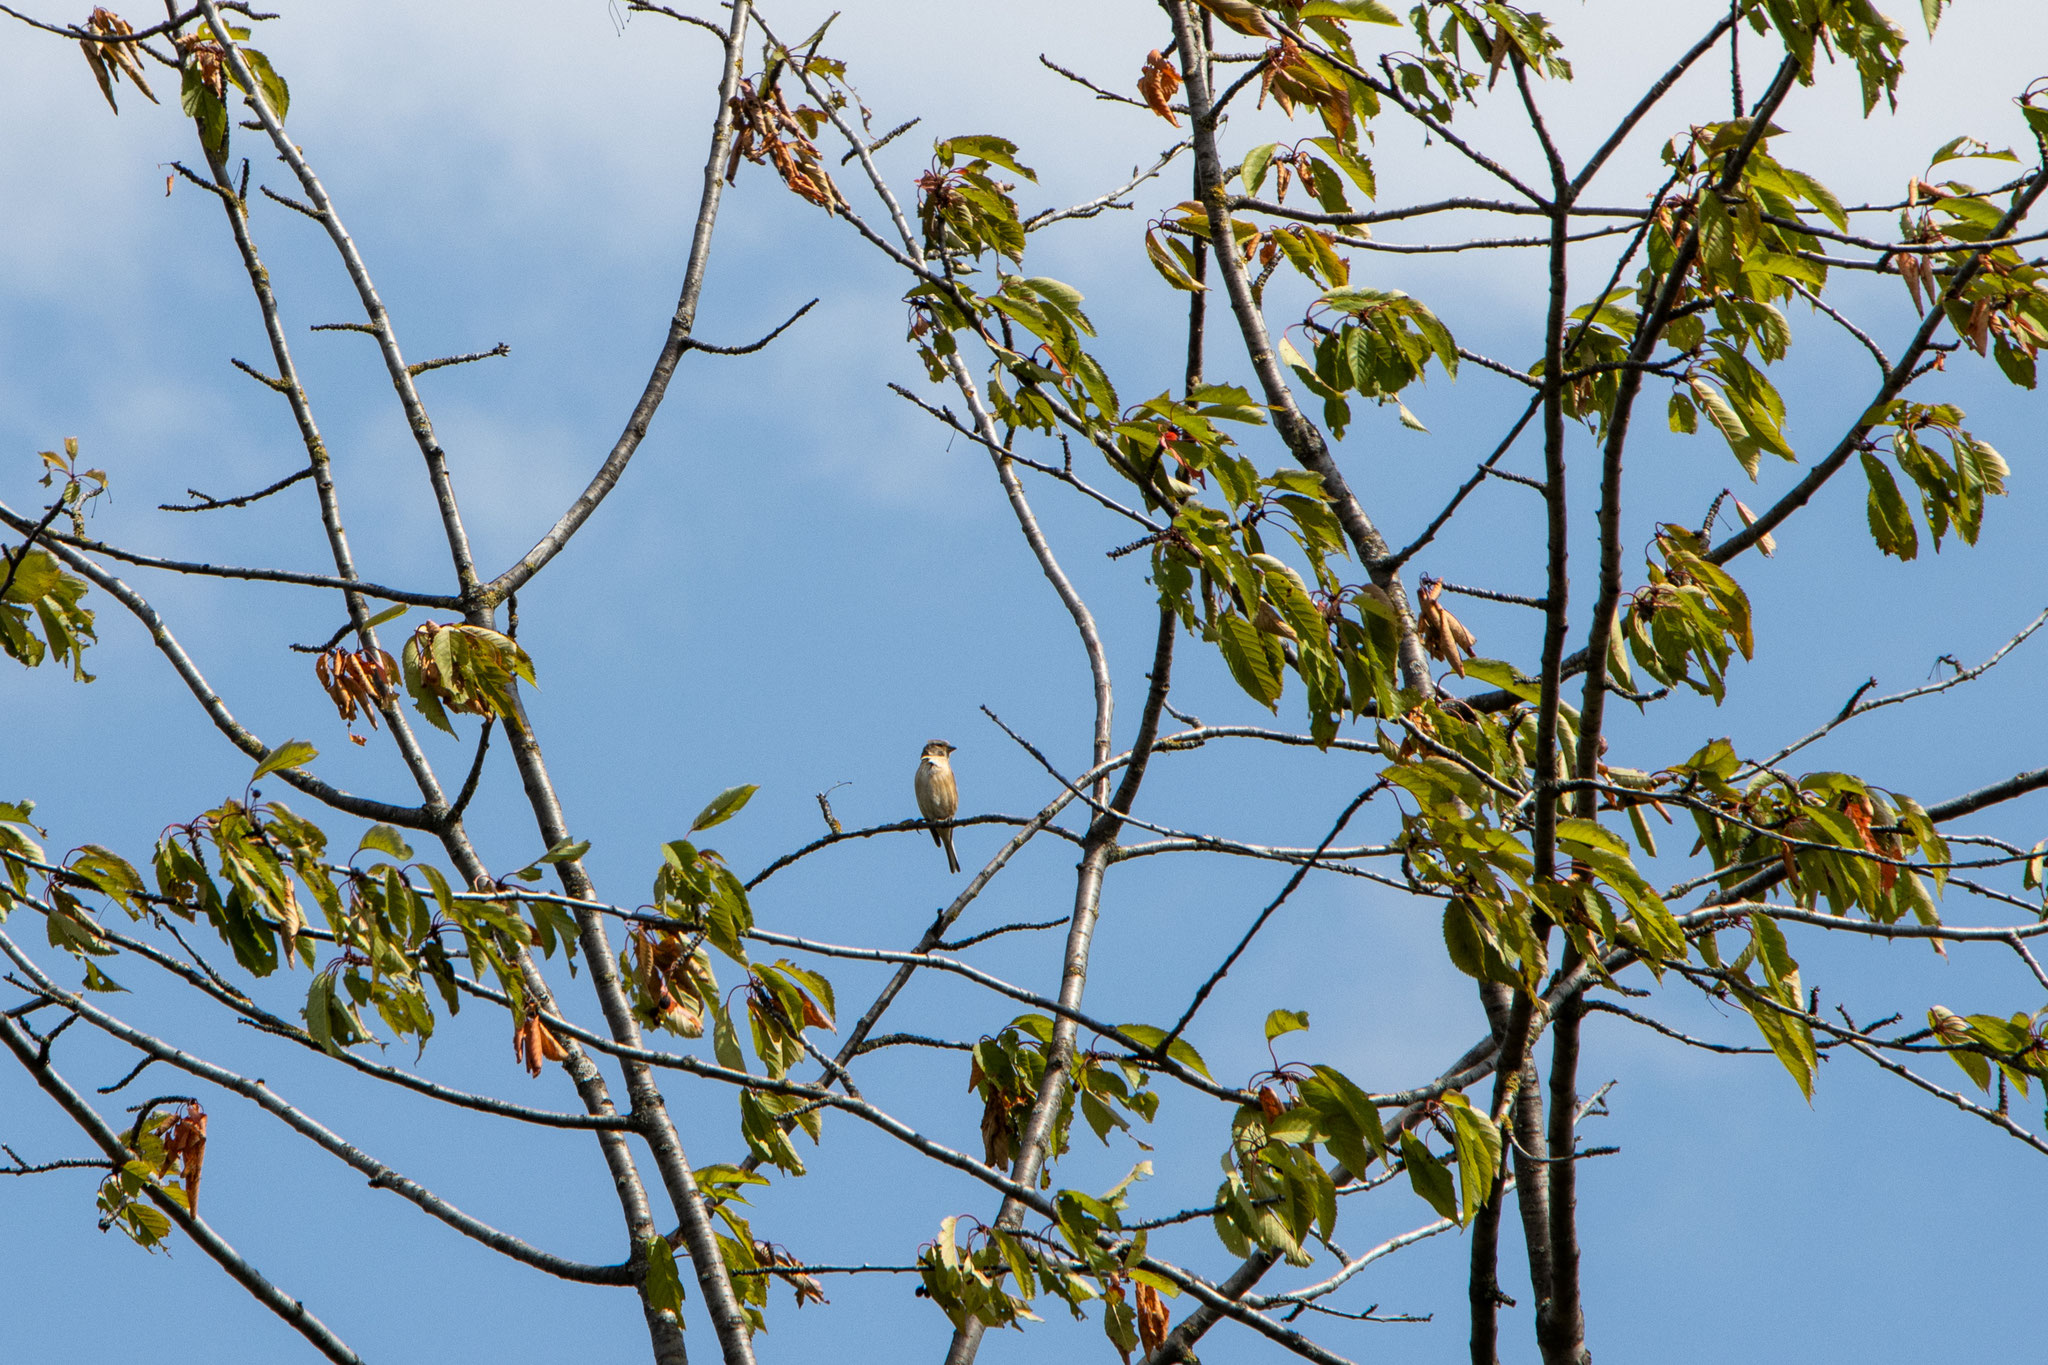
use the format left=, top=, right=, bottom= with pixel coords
left=922, top=740, right=957, bottom=759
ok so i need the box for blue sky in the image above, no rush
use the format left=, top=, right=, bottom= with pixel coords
left=5, top=2, right=2048, bottom=1362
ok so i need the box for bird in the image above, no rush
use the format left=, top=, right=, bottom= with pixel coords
left=914, top=740, right=960, bottom=874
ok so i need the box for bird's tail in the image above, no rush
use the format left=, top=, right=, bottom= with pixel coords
left=941, top=829, right=961, bottom=875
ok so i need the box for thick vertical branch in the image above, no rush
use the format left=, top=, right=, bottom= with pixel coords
left=1184, top=237, right=1209, bottom=395
left=1541, top=978, right=1588, bottom=1365
left=944, top=608, right=1176, bottom=1365
left=1469, top=982, right=1528, bottom=1365
left=436, top=820, right=692, bottom=1365
left=1167, top=0, right=1430, bottom=692
left=178, top=76, right=456, bottom=827
left=496, top=706, right=755, bottom=1365
left=488, top=0, right=757, bottom=604
left=1572, top=54, right=1799, bottom=775
left=199, top=0, right=483, bottom=602
left=1511, top=1055, right=1558, bottom=1346
left=171, top=12, right=707, bottom=1355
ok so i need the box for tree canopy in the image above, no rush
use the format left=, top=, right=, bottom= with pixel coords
left=5, top=2, right=2048, bottom=1363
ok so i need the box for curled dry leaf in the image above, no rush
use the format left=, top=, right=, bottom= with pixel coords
left=1417, top=579, right=1477, bottom=677
left=157, top=1101, right=207, bottom=1210
left=1134, top=1280, right=1171, bottom=1357
left=727, top=77, right=846, bottom=212
left=1256, top=1085, right=1285, bottom=1122
left=175, top=33, right=227, bottom=101
left=1259, top=38, right=1346, bottom=122
left=797, top=991, right=833, bottom=1031
left=1252, top=599, right=1299, bottom=641
left=1138, top=50, right=1182, bottom=126
left=1731, top=498, right=1776, bottom=557
left=980, top=1091, right=1018, bottom=1169
left=315, top=644, right=399, bottom=731
left=514, top=1002, right=569, bottom=1077
left=755, top=1241, right=829, bottom=1308
left=78, top=8, right=157, bottom=114
left=1964, top=296, right=1995, bottom=355
left=1839, top=792, right=1897, bottom=891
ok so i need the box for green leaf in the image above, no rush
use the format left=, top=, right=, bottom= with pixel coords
left=1774, top=164, right=1848, bottom=232
left=691, top=784, right=760, bottom=833
left=935, top=134, right=1036, bottom=183
left=180, top=63, right=228, bottom=152
left=1216, top=613, right=1284, bottom=709
left=1115, top=1024, right=1212, bottom=1079
left=355, top=825, right=414, bottom=862
left=645, top=1235, right=686, bottom=1314
left=538, top=837, right=591, bottom=865
left=1144, top=229, right=1208, bottom=292
left=1300, top=0, right=1400, bottom=21
left=1860, top=451, right=1919, bottom=560
left=239, top=47, right=290, bottom=121
left=1264, top=1008, right=1310, bottom=1041
left=251, top=739, right=317, bottom=782
left=1303, top=1064, right=1385, bottom=1169
left=1399, top=1132, right=1458, bottom=1222
left=1460, top=657, right=1541, bottom=704
left=1440, top=1094, right=1502, bottom=1224
left=1746, top=994, right=1817, bottom=1099
left=1240, top=142, right=1280, bottom=194
left=1555, top=817, right=1627, bottom=858
left=364, top=603, right=408, bottom=629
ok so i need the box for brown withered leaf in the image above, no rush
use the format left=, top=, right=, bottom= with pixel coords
left=981, top=1093, right=1016, bottom=1169
left=514, top=1003, right=569, bottom=1077
left=1191, top=0, right=1273, bottom=37
left=1135, top=1280, right=1171, bottom=1357
left=158, top=1102, right=207, bottom=1210
left=1965, top=296, right=1994, bottom=355
left=1252, top=599, right=1299, bottom=641
left=316, top=645, right=399, bottom=731
left=1138, top=50, right=1181, bottom=126
left=1486, top=23, right=1514, bottom=89
left=175, top=33, right=226, bottom=100
left=797, top=991, right=833, bottom=1031
left=1732, top=499, right=1776, bottom=557
left=727, top=78, right=846, bottom=212
left=1839, top=792, right=1896, bottom=891
left=756, top=1242, right=829, bottom=1308
left=1256, top=1085, right=1284, bottom=1122
left=1417, top=579, right=1477, bottom=677
left=79, top=9, right=157, bottom=114
left=1260, top=38, right=1346, bottom=122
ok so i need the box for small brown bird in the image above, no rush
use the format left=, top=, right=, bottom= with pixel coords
left=914, top=740, right=960, bottom=873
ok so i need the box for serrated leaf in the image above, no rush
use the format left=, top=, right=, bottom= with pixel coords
left=645, top=1235, right=686, bottom=1314
left=355, top=825, right=414, bottom=862
left=1860, top=451, right=1918, bottom=560
left=691, top=784, right=759, bottom=832
left=1115, top=1024, right=1212, bottom=1078
left=251, top=739, right=317, bottom=782
left=1264, top=1008, right=1310, bottom=1041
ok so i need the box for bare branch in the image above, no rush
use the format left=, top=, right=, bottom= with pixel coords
left=158, top=464, right=314, bottom=513
left=408, top=342, right=511, bottom=377
left=681, top=298, right=818, bottom=356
